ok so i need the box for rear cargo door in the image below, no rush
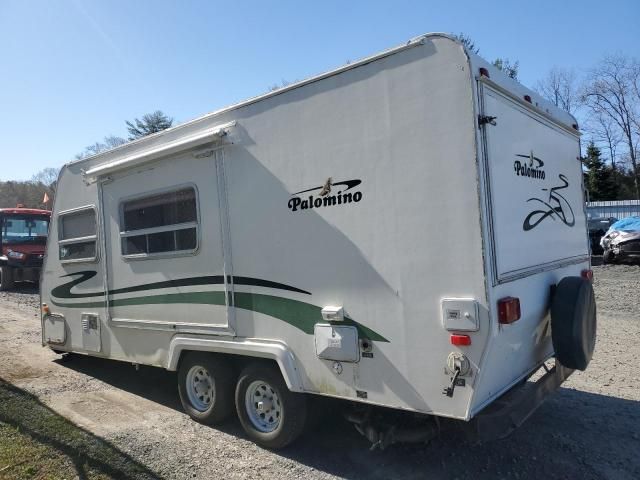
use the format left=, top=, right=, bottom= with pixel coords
left=479, top=84, right=588, bottom=284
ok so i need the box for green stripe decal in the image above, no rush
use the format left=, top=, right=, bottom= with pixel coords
left=51, top=292, right=389, bottom=342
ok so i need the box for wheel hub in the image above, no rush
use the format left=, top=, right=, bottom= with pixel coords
left=257, top=398, right=273, bottom=413
left=186, top=365, right=215, bottom=412
left=245, top=380, right=282, bottom=433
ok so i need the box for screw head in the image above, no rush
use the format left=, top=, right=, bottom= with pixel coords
left=332, top=361, right=343, bottom=375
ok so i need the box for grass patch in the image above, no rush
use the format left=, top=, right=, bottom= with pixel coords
left=0, top=422, right=105, bottom=480
left=0, top=378, right=160, bottom=479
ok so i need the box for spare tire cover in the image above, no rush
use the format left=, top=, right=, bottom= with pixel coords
left=551, top=276, right=597, bottom=371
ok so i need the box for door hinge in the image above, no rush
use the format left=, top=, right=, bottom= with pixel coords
left=478, top=115, right=497, bottom=127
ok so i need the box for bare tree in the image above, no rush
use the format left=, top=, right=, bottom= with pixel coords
left=30, top=167, right=60, bottom=187
left=535, top=67, right=579, bottom=114
left=584, top=112, right=623, bottom=175
left=582, top=54, right=640, bottom=198
left=631, top=64, right=640, bottom=137
left=75, top=135, right=126, bottom=160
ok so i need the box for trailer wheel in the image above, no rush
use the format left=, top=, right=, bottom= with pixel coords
left=178, top=352, right=235, bottom=425
left=551, top=276, right=597, bottom=371
left=235, top=363, right=307, bottom=449
left=0, top=266, right=14, bottom=291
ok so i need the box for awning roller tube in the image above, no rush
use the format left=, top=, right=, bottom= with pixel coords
left=83, top=121, right=236, bottom=180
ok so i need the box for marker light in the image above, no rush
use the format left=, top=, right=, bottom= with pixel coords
left=581, top=269, right=594, bottom=282
left=450, top=334, right=471, bottom=346
left=479, top=67, right=490, bottom=78
left=497, top=297, right=521, bottom=324
left=321, top=306, right=344, bottom=322
left=524, top=95, right=532, bottom=103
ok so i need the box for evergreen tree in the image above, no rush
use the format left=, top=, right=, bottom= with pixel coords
left=126, top=111, right=173, bottom=140
left=583, top=142, right=618, bottom=200
left=450, top=34, right=519, bottom=80
left=452, top=33, right=479, bottom=54
left=492, top=58, right=519, bottom=80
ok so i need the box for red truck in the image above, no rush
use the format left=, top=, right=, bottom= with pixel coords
left=0, top=207, right=51, bottom=290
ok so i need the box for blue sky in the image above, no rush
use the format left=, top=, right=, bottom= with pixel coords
left=1, top=0, right=638, bottom=180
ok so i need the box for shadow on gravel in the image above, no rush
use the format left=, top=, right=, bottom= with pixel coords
left=0, top=282, right=40, bottom=294
left=54, top=354, right=182, bottom=412
left=277, top=388, right=640, bottom=479
left=54, top=355, right=640, bottom=479
left=0, top=377, right=162, bottom=479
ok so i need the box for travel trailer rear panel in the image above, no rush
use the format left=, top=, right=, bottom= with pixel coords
left=41, top=34, right=595, bottom=448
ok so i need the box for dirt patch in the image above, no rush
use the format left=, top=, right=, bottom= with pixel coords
left=592, top=263, right=640, bottom=315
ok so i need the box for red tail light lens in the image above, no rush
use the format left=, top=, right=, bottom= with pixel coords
left=450, top=334, right=471, bottom=346
left=581, top=269, right=594, bottom=282
left=497, top=297, right=521, bottom=324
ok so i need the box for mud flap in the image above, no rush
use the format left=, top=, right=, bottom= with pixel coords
left=471, top=360, right=573, bottom=442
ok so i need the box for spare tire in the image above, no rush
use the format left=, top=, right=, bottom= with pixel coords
left=550, top=276, right=597, bottom=371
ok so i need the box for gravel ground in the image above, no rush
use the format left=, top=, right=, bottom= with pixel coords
left=0, top=265, right=639, bottom=480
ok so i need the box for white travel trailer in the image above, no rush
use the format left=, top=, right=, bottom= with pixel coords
left=41, top=33, right=596, bottom=449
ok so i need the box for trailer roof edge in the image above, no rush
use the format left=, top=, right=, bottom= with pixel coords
left=66, top=34, right=436, bottom=169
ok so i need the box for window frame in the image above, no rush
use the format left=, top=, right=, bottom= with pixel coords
left=118, top=183, right=201, bottom=261
left=57, top=205, right=99, bottom=264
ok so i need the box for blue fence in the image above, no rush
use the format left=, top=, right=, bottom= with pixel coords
left=586, top=200, right=640, bottom=220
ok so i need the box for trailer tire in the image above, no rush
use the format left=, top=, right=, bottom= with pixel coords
left=235, top=363, right=307, bottom=449
left=551, top=276, right=596, bottom=371
left=0, top=266, right=14, bottom=291
left=178, top=352, right=235, bottom=425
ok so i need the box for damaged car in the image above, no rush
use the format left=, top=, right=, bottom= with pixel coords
left=588, top=217, right=617, bottom=254
left=601, top=216, right=640, bottom=264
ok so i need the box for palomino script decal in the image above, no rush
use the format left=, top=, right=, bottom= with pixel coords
left=288, top=178, right=362, bottom=212
left=523, top=174, right=575, bottom=231
left=514, top=151, right=546, bottom=180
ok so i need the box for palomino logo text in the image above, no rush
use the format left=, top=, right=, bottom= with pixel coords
left=288, top=178, right=363, bottom=212
left=514, top=151, right=546, bottom=180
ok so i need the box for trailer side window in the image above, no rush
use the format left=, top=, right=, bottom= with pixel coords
left=58, top=208, right=97, bottom=262
left=120, top=187, right=198, bottom=257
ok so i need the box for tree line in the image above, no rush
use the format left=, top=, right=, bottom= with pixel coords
left=535, top=57, right=640, bottom=201
left=0, top=168, right=58, bottom=210
left=529, top=56, right=639, bottom=201
left=4, top=38, right=640, bottom=206
left=457, top=34, right=640, bottom=201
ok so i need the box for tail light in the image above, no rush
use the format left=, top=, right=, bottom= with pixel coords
left=497, top=297, right=521, bottom=324
left=450, top=334, right=471, bottom=346
left=581, top=269, right=594, bottom=282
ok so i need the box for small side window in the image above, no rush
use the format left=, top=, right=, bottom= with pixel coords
left=120, top=187, right=198, bottom=258
left=59, top=208, right=97, bottom=262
